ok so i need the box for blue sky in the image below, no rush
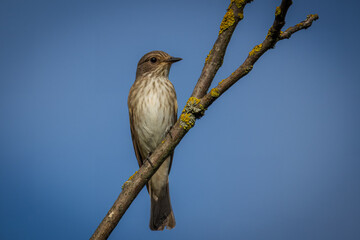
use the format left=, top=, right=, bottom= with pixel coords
left=1, top=0, right=359, bottom=239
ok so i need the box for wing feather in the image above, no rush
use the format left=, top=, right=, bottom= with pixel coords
left=129, top=108, right=144, bottom=167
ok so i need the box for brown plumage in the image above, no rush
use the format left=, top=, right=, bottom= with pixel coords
left=128, top=50, right=181, bottom=230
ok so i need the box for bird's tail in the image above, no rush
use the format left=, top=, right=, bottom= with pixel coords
left=149, top=183, right=176, bottom=231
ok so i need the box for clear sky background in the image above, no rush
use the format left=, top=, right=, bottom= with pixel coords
left=1, top=0, right=359, bottom=239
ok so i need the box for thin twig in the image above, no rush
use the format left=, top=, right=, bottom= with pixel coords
left=280, top=14, right=319, bottom=39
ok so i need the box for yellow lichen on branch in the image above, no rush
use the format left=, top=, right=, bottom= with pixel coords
left=121, top=171, right=138, bottom=190
left=219, top=8, right=235, bottom=35
left=219, top=79, right=225, bottom=85
left=244, top=65, right=253, bottom=73
left=205, top=49, right=212, bottom=63
left=233, top=0, right=247, bottom=9
left=275, top=6, right=281, bottom=16
left=210, top=88, right=220, bottom=98
left=307, top=14, right=317, bottom=19
left=182, top=96, right=205, bottom=120
left=219, top=0, right=249, bottom=35
left=180, top=113, right=195, bottom=130
left=180, top=97, right=203, bottom=130
left=249, top=44, right=262, bottom=56
left=186, top=97, right=201, bottom=106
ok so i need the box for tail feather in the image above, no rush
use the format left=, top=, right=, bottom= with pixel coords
left=149, top=183, right=176, bottom=230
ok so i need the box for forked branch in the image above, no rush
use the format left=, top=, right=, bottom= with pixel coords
left=90, top=1, right=318, bottom=239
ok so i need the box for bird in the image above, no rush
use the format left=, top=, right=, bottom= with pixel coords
left=128, top=50, right=182, bottom=230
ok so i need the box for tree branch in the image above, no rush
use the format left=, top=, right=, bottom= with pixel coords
left=280, top=14, right=319, bottom=40
left=90, top=0, right=318, bottom=239
left=191, top=0, right=253, bottom=99
left=200, top=2, right=319, bottom=109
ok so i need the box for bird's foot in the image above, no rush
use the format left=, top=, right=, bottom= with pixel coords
left=145, top=153, right=154, bottom=168
left=166, top=125, right=175, bottom=139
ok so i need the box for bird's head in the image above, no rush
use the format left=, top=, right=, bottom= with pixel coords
left=136, top=51, right=182, bottom=79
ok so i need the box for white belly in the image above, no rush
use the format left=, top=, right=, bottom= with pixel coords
left=133, top=77, right=176, bottom=157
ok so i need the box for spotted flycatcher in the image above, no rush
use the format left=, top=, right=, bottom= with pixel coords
left=128, top=50, right=181, bottom=230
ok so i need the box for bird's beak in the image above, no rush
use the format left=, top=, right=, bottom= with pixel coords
left=167, top=57, right=182, bottom=63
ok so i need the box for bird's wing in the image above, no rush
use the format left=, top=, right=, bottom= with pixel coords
left=129, top=108, right=144, bottom=167
left=129, top=107, right=151, bottom=192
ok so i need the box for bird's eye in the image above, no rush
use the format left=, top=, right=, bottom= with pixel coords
left=150, top=57, right=157, bottom=63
